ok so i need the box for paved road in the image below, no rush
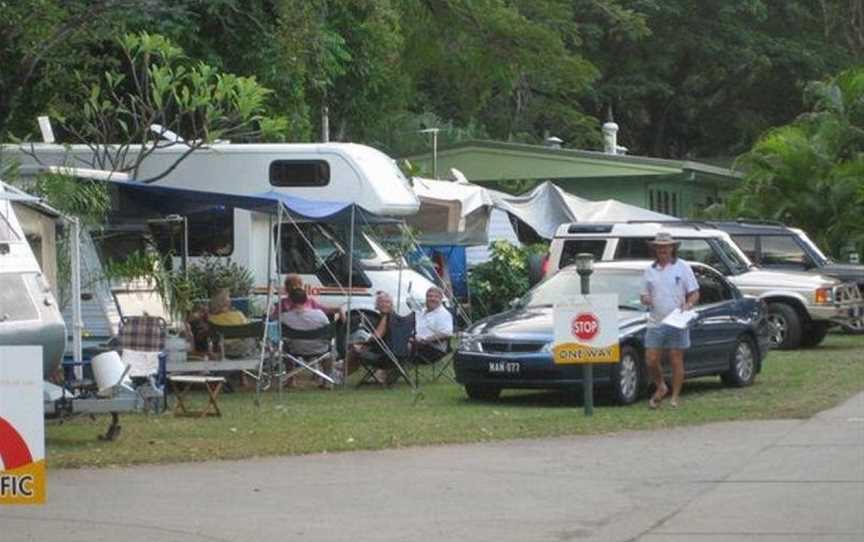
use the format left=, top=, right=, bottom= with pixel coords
left=4, top=393, right=863, bottom=542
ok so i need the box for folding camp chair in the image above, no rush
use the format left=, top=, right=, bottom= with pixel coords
left=207, top=320, right=267, bottom=385
left=412, top=307, right=457, bottom=385
left=356, top=312, right=416, bottom=387
left=281, top=322, right=337, bottom=386
left=116, top=315, right=168, bottom=412
left=412, top=338, right=456, bottom=385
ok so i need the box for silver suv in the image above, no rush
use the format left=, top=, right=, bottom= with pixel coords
left=547, top=222, right=864, bottom=350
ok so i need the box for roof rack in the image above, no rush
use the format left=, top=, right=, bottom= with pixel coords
left=625, top=220, right=707, bottom=231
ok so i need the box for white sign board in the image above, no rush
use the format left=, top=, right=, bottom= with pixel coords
left=552, top=294, right=620, bottom=364
left=0, top=346, right=46, bottom=505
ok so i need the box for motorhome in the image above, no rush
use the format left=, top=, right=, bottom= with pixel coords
left=5, top=143, right=436, bottom=316
left=0, top=181, right=66, bottom=377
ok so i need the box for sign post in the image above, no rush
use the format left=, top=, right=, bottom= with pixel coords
left=0, top=346, right=46, bottom=505
left=552, top=294, right=620, bottom=417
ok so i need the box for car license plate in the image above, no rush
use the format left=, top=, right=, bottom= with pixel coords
left=488, top=361, right=520, bottom=374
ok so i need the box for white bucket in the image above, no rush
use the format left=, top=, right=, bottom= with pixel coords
left=91, top=351, right=132, bottom=396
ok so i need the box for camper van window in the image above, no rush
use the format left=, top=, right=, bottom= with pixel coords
left=276, top=224, right=332, bottom=274
left=269, top=160, right=330, bottom=187
left=0, top=211, right=20, bottom=241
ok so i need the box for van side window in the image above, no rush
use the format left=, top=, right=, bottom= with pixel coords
left=614, top=238, right=653, bottom=260
left=760, top=235, right=808, bottom=268
left=275, top=224, right=339, bottom=274
left=731, top=235, right=758, bottom=262
left=269, top=160, right=330, bottom=187
left=693, top=266, right=734, bottom=305
left=560, top=240, right=606, bottom=267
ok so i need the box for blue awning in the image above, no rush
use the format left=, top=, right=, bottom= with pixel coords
left=104, top=180, right=394, bottom=224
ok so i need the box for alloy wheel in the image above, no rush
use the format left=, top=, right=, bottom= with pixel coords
left=619, top=351, right=639, bottom=400
left=766, top=313, right=787, bottom=345
left=734, top=340, right=755, bottom=383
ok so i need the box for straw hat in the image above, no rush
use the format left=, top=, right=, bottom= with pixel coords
left=648, top=231, right=680, bottom=246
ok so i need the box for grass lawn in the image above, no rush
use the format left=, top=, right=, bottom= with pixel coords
left=46, top=334, right=864, bottom=469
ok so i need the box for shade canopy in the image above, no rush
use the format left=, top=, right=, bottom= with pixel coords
left=489, top=181, right=676, bottom=240
left=408, top=175, right=493, bottom=245
left=103, top=179, right=395, bottom=224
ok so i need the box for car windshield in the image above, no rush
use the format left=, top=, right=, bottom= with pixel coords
left=523, top=268, right=645, bottom=309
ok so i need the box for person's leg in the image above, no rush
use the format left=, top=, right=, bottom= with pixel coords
left=668, top=349, right=685, bottom=405
left=644, top=327, right=668, bottom=403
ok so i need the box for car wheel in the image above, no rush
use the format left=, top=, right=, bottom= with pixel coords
left=721, top=336, right=757, bottom=387
left=841, top=317, right=864, bottom=335
left=465, top=384, right=501, bottom=401
left=801, top=322, right=830, bottom=348
left=611, top=345, right=641, bottom=405
left=765, top=302, right=802, bottom=350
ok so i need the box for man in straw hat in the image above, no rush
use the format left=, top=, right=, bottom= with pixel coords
left=640, top=232, right=700, bottom=409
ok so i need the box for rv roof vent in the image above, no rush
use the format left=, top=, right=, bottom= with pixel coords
left=567, top=224, right=614, bottom=234
left=544, top=136, right=563, bottom=149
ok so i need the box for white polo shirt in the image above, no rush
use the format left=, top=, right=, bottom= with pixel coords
left=641, top=258, right=699, bottom=327
left=415, top=304, right=454, bottom=351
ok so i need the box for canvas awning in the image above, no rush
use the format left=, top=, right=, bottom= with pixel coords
left=102, top=179, right=395, bottom=224
left=489, top=181, right=676, bottom=241
left=408, top=173, right=493, bottom=245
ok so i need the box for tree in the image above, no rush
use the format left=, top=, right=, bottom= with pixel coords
left=30, top=32, right=287, bottom=182
left=583, top=0, right=857, bottom=158
left=728, top=68, right=864, bottom=257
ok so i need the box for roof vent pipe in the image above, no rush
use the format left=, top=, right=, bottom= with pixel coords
left=544, top=136, right=563, bottom=149
left=602, top=106, right=619, bottom=155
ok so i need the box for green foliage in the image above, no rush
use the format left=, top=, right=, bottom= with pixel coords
left=728, top=67, right=864, bottom=258
left=25, top=172, right=110, bottom=227
left=468, top=241, right=547, bottom=319
left=186, top=257, right=254, bottom=300
left=104, top=252, right=253, bottom=320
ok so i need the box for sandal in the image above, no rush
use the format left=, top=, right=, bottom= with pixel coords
left=649, top=384, right=668, bottom=409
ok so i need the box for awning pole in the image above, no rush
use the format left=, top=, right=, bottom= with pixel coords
left=343, top=205, right=356, bottom=387
left=70, top=216, right=83, bottom=377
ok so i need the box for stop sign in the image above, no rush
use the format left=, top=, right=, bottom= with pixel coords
left=571, top=312, right=600, bottom=341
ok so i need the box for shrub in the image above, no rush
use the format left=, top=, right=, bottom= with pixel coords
left=468, top=240, right=547, bottom=319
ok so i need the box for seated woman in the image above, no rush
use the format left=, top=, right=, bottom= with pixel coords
left=345, top=291, right=409, bottom=384
left=208, top=288, right=256, bottom=359
left=271, top=274, right=343, bottom=320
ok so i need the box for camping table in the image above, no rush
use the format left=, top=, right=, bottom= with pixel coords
left=168, top=375, right=226, bottom=417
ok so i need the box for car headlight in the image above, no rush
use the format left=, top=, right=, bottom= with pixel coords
left=540, top=341, right=555, bottom=353
left=814, top=287, right=834, bottom=305
left=458, top=334, right=484, bottom=353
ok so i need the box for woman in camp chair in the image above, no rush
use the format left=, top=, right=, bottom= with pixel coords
left=208, top=288, right=256, bottom=359
left=346, top=291, right=401, bottom=384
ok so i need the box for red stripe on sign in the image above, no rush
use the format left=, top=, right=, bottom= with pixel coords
left=0, top=416, right=33, bottom=470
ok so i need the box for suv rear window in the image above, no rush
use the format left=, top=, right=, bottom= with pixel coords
left=560, top=240, right=606, bottom=268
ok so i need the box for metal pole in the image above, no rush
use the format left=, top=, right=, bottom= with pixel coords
left=182, top=215, right=189, bottom=278
left=70, top=217, right=83, bottom=377
left=580, top=273, right=593, bottom=416
left=343, top=206, right=356, bottom=387
left=432, top=129, right=438, bottom=179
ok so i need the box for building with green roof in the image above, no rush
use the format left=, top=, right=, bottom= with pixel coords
left=402, top=140, right=740, bottom=218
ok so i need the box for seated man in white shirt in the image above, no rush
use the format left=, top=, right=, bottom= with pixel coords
left=280, top=288, right=333, bottom=387
left=412, top=286, right=454, bottom=362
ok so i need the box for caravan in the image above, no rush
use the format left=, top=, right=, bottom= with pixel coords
left=5, top=142, right=436, bottom=315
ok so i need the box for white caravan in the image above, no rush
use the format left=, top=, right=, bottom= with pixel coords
left=5, top=143, right=435, bottom=315
left=0, top=181, right=66, bottom=376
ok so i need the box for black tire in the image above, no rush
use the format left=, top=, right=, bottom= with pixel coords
left=765, top=302, right=803, bottom=350
left=465, top=384, right=501, bottom=401
left=610, top=345, right=642, bottom=405
left=721, top=336, right=757, bottom=387
left=801, top=322, right=830, bottom=348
